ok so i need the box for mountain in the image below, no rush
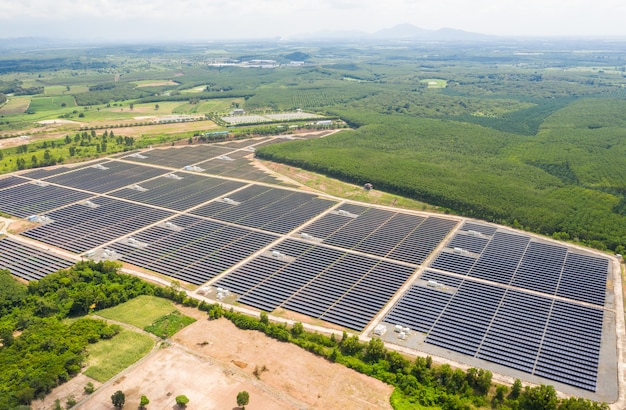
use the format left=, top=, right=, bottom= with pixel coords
left=373, top=24, right=496, bottom=41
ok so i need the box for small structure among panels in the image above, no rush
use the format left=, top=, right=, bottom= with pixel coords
left=0, top=237, right=75, bottom=280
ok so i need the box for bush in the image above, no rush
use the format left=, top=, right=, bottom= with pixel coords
left=175, top=395, right=189, bottom=407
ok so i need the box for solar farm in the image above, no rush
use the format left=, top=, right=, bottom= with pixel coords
left=0, top=135, right=621, bottom=402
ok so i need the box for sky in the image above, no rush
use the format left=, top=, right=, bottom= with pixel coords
left=1, top=0, right=626, bottom=41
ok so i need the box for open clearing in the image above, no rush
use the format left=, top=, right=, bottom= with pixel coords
left=96, top=295, right=176, bottom=328
left=420, top=78, right=447, bottom=88
left=0, top=96, right=31, bottom=115
left=77, top=314, right=393, bottom=410
left=83, top=330, right=155, bottom=382
left=135, top=80, right=179, bottom=87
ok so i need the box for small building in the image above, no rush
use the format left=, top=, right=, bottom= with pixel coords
left=231, top=109, right=245, bottom=115
left=316, top=120, right=332, bottom=126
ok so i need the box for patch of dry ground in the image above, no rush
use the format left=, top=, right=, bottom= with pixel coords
left=136, top=80, right=179, bottom=87
left=60, top=314, right=392, bottom=410
left=172, top=317, right=393, bottom=410
left=77, top=346, right=292, bottom=410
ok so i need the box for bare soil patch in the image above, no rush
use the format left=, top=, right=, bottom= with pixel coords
left=81, top=345, right=292, bottom=410
left=37, top=119, right=80, bottom=125
left=31, top=374, right=99, bottom=410
left=172, top=317, right=393, bottom=410
left=136, top=80, right=179, bottom=87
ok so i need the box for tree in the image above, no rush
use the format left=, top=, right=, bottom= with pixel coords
left=291, top=321, right=304, bottom=337
left=175, top=395, right=189, bottom=407
left=154, top=104, right=159, bottom=110
left=510, top=379, right=522, bottom=399
left=236, top=391, right=249, bottom=409
left=364, top=337, right=385, bottom=362
left=129, top=103, right=134, bottom=111
left=139, top=395, right=150, bottom=409
left=84, top=381, right=94, bottom=394
left=519, top=384, right=557, bottom=410
left=259, top=311, right=269, bottom=325
left=111, top=390, right=125, bottom=408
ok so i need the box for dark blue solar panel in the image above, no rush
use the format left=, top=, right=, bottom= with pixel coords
left=534, top=300, right=603, bottom=391
left=447, top=233, right=489, bottom=254
left=384, top=284, right=454, bottom=333
left=557, top=252, right=608, bottom=306
left=477, top=290, right=552, bottom=373
left=510, top=241, right=567, bottom=295
left=430, top=251, right=476, bottom=275
left=467, top=231, right=529, bottom=284
left=425, top=281, right=506, bottom=356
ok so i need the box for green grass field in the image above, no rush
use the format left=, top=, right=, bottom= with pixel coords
left=96, top=295, right=176, bottom=328
left=144, top=310, right=196, bottom=339
left=28, top=95, right=76, bottom=111
left=83, top=330, right=155, bottom=382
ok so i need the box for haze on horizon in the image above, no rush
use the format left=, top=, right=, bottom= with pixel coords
left=0, top=0, right=625, bottom=41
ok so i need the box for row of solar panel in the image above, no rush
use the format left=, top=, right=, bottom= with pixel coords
left=384, top=272, right=604, bottom=391
left=191, top=185, right=337, bottom=234
left=216, top=239, right=416, bottom=330
left=0, top=237, right=74, bottom=280
left=108, top=214, right=278, bottom=285
left=431, top=228, right=608, bottom=306
left=21, top=197, right=174, bottom=253
left=301, top=204, right=458, bottom=265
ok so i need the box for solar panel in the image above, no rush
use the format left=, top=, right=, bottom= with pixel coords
left=21, top=197, right=173, bottom=253
left=0, top=182, right=93, bottom=218
left=467, top=231, right=530, bottom=284
left=0, top=237, right=75, bottom=280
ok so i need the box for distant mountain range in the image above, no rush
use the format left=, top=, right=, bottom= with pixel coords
left=299, top=23, right=497, bottom=42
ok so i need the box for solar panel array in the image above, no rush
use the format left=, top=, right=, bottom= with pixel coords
left=108, top=214, right=278, bottom=285
left=2, top=143, right=615, bottom=394
left=0, top=175, right=28, bottom=189
left=301, top=205, right=458, bottom=264
left=215, top=239, right=416, bottom=330
left=385, top=221, right=610, bottom=392
left=109, top=173, right=246, bottom=211
left=123, top=145, right=234, bottom=168
left=21, top=197, right=174, bottom=253
left=45, top=161, right=167, bottom=193
left=192, top=185, right=337, bottom=234
left=0, top=182, right=93, bottom=218
left=430, top=223, right=609, bottom=306
left=0, top=237, right=74, bottom=280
